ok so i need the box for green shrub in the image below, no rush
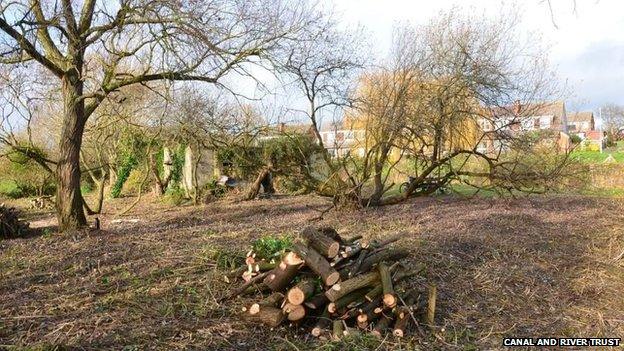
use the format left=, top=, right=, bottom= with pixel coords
left=252, top=235, right=293, bottom=261
left=0, top=180, right=22, bottom=199
left=122, top=169, right=151, bottom=195
left=0, top=149, right=55, bottom=198
left=163, top=187, right=187, bottom=206
left=204, top=179, right=228, bottom=197
left=570, top=134, right=582, bottom=144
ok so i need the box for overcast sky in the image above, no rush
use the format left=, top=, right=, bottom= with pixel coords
left=328, top=0, right=624, bottom=117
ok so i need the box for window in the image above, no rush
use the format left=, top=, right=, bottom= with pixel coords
left=520, top=117, right=534, bottom=130
left=478, top=118, right=492, bottom=131
left=539, top=116, right=551, bottom=129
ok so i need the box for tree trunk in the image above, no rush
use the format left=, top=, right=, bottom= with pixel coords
left=245, top=167, right=271, bottom=200
left=56, top=74, right=88, bottom=231
left=93, top=179, right=105, bottom=214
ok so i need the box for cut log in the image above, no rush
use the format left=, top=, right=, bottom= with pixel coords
left=249, top=292, right=284, bottom=315
left=305, top=293, right=329, bottom=310
left=293, top=243, right=340, bottom=286
left=286, top=279, right=315, bottom=305
left=263, top=252, right=303, bottom=292
left=226, top=261, right=276, bottom=279
left=356, top=309, right=378, bottom=329
left=301, top=227, right=340, bottom=259
left=348, top=247, right=368, bottom=278
left=356, top=296, right=382, bottom=329
left=317, top=225, right=344, bottom=244
left=370, top=232, right=403, bottom=249
left=371, top=314, right=393, bottom=338
left=220, top=271, right=269, bottom=301
left=243, top=306, right=285, bottom=327
left=340, top=242, right=364, bottom=260
left=287, top=304, right=306, bottom=321
left=426, top=284, right=437, bottom=327
left=358, top=249, right=409, bottom=273
left=311, top=309, right=332, bottom=337
left=332, top=320, right=344, bottom=340
left=344, top=234, right=363, bottom=244
left=378, top=263, right=396, bottom=309
left=365, top=284, right=383, bottom=302
left=392, top=263, right=426, bottom=284
left=393, top=306, right=410, bottom=337
left=282, top=302, right=299, bottom=313
left=326, top=288, right=369, bottom=314
left=325, top=271, right=380, bottom=302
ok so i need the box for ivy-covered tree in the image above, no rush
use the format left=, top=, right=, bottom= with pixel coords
left=0, top=0, right=321, bottom=231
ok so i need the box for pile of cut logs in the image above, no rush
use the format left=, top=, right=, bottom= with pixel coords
left=221, top=226, right=435, bottom=340
left=0, top=204, right=29, bottom=238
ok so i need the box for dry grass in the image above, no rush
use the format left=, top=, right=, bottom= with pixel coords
left=0, top=194, right=623, bottom=350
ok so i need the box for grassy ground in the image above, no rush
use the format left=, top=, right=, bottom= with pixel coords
left=1, top=194, right=623, bottom=350
left=571, top=141, right=624, bottom=164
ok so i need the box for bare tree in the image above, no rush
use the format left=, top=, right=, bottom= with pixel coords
left=600, top=104, right=624, bottom=142
left=279, top=20, right=367, bottom=160
left=275, top=19, right=368, bottom=205
left=0, top=0, right=320, bottom=230
left=346, top=9, right=569, bottom=206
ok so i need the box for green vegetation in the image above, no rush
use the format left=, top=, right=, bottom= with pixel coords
left=162, top=187, right=187, bottom=206
left=571, top=140, right=624, bottom=164
left=0, top=179, right=21, bottom=199
left=252, top=235, right=293, bottom=261
left=570, top=150, right=624, bottom=164
left=110, top=154, right=138, bottom=198
left=217, top=134, right=323, bottom=193
left=0, top=149, right=55, bottom=199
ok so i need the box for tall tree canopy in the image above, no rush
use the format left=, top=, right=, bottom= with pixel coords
left=0, top=0, right=319, bottom=230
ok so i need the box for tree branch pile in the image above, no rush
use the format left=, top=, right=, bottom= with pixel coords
left=220, top=225, right=436, bottom=339
left=0, top=204, right=29, bottom=238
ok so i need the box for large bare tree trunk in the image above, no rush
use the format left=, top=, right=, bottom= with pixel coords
left=56, top=74, right=88, bottom=231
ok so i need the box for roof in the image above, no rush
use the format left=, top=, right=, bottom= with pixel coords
left=489, top=100, right=567, bottom=131
left=568, top=111, right=594, bottom=123
left=268, top=123, right=314, bottom=135
left=585, top=130, right=604, bottom=141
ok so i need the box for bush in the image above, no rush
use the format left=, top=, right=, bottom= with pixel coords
left=0, top=180, right=23, bottom=199
left=0, top=151, right=55, bottom=198
left=252, top=235, right=293, bottom=261
left=570, top=134, right=582, bottom=144
left=122, top=168, right=151, bottom=195
left=163, top=187, right=187, bottom=206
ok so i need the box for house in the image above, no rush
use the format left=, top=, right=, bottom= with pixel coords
left=319, top=124, right=366, bottom=158
left=567, top=111, right=596, bottom=138
left=582, top=130, right=607, bottom=152
left=257, top=122, right=316, bottom=142
left=477, top=100, right=571, bottom=154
